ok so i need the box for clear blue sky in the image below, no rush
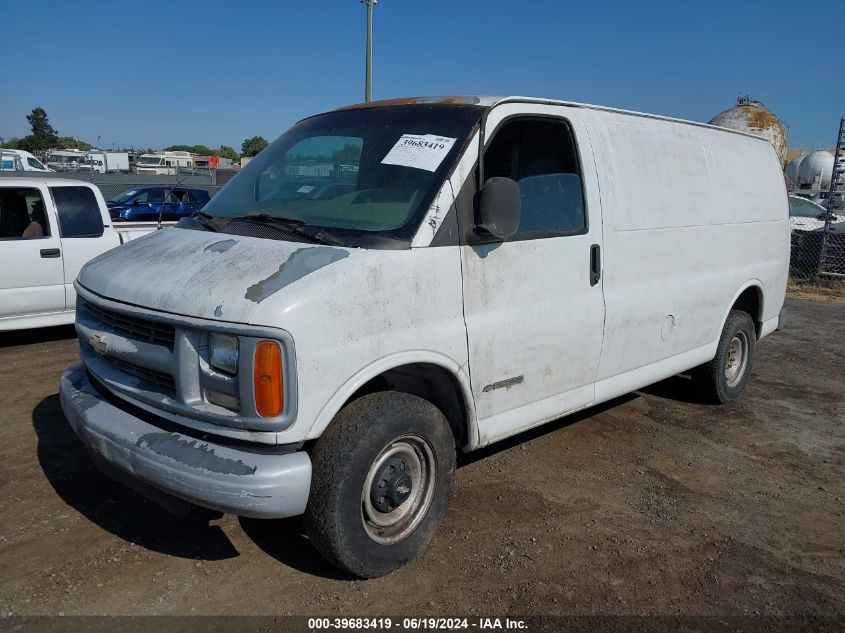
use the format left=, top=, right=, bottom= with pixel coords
left=2, top=0, right=842, bottom=151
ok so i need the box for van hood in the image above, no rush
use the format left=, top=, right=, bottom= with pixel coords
left=78, top=227, right=352, bottom=323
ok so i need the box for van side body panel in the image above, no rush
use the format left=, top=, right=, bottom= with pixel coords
left=585, top=110, right=788, bottom=390
left=246, top=240, right=472, bottom=446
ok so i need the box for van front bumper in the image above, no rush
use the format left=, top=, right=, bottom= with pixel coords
left=59, top=363, right=311, bottom=519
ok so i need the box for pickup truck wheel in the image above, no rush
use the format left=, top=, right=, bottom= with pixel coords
left=691, top=310, right=756, bottom=404
left=304, top=392, right=456, bottom=578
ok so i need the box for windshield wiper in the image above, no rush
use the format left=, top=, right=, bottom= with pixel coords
left=229, top=213, right=305, bottom=225
left=191, top=211, right=223, bottom=232
left=227, top=213, right=346, bottom=246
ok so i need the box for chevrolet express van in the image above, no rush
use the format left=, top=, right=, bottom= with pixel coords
left=60, top=96, right=789, bottom=577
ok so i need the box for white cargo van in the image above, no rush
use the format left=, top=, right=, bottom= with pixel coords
left=0, top=149, right=51, bottom=172
left=0, top=178, right=161, bottom=330
left=59, top=96, right=788, bottom=578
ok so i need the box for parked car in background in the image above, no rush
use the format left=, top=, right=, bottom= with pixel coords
left=789, top=194, right=845, bottom=276
left=815, top=189, right=845, bottom=211
left=0, top=178, right=160, bottom=330
left=788, top=194, right=835, bottom=232
left=0, top=149, right=52, bottom=172
left=106, top=187, right=211, bottom=221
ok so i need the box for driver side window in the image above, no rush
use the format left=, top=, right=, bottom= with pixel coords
left=483, top=118, right=586, bottom=239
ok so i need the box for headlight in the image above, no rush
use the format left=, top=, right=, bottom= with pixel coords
left=210, top=333, right=239, bottom=375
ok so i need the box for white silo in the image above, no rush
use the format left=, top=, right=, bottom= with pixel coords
left=797, top=150, right=835, bottom=188
left=784, top=155, right=805, bottom=184
left=709, top=96, right=787, bottom=163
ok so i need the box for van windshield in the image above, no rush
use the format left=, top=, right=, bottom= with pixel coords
left=138, top=156, right=162, bottom=165
left=201, top=104, right=483, bottom=247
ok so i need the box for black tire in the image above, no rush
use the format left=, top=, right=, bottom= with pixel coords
left=691, top=310, right=756, bottom=404
left=304, top=392, right=456, bottom=578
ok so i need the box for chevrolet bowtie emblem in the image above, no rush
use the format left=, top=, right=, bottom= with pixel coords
left=89, top=333, right=108, bottom=356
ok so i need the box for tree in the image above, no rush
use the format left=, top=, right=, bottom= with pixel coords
left=165, top=144, right=214, bottom=155
left=241, top=136, right=268, bottom=157
left=332, top=142, right=362, bottom=165
left=23, top=107, right=59, bottom=151
left=217, top=145, right=239, bottom=161
left=57, top=136, right=93, bottom=151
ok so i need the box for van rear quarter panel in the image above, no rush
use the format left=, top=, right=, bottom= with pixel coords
left=586, top=111, right=788, bottom=383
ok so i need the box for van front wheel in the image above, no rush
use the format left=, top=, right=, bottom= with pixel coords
left=304, top=392, right=456, bottom=578
left=692, top=310, right=756, bottom=404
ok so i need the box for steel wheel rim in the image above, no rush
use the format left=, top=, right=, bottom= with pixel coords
left=724, top=332, right=749, bottom=388
left=361, top=434, right=436, bottom=545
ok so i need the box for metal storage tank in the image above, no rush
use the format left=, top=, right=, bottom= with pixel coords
left=709, top=96, right=787, bottom=163
left=784, top=155, right=805, bottom=184
left=797, top=150, right=835, bottom=188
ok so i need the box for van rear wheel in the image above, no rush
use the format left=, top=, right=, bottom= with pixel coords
left=304, top=392, right=456, bottom=578
left=692, top=310, right=756, bottom=404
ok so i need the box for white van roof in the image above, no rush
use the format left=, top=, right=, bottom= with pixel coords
left=332, top=95, right=771, bottom=144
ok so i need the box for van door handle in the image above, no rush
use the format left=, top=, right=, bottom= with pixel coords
left=40, top=248, right=61, bottom=258
left=589, top=244, right=601, bottom=286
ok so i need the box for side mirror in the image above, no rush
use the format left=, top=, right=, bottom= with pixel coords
left=133, top=199, right=144, bottom=205
left=477, top=177, right=521, bottom=240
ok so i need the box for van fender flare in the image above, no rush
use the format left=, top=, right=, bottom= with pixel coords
left=719, top=279, right=765, bottom=339
left=307, top=350, right=478, bottom=448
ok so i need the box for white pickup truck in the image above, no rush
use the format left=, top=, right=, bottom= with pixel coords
left=0, top=177, right=161, bottom=330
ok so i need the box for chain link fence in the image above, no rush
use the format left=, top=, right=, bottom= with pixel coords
left=92, top=181, right=225, bottom=201
left=0, top=168, right=227, bottom=202
left=789, top=191, right=845, bottom=282
left=789, top=117, right=845, bottom=283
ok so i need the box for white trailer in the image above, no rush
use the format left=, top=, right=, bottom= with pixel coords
left=133, top=151, right=193, bottom=175
left=45, top=149, right=87, bottom=172
left=81, top=151, right=130, bottom=173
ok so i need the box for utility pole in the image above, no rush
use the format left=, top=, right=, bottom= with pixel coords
left=362, top=0, right=376, bottom=102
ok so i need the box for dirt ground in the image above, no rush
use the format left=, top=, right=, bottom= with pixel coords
left=0, top=298, right=843, bottom=620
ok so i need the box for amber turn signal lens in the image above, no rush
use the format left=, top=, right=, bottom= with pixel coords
left=254, top=341, right=283, bottom=417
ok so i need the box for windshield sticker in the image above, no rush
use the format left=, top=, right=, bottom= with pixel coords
left=297, top=185, right=315, bottom=194
left=381, top=134, right=457, bottom=172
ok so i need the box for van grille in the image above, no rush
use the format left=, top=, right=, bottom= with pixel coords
left=80, top=298, right=175, bottom=348
left=101, top=355, right=176, bottom=391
